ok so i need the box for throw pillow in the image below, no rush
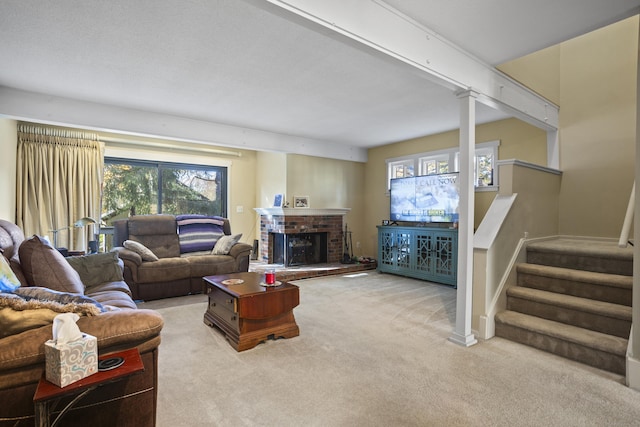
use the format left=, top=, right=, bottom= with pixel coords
left=124, top=240, right=159, bottom=262
left=211, top=234, right=242, bottom=255
left=18, top=235, right=85, bottom=294
left=176, top=214, right=225, bottom=254
left=65, top=252, right=124, bottom=289
left=0, top=255, right=21, bottom=292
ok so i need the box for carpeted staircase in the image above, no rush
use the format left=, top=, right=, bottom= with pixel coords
left=495, top=238, right=633, bottom=374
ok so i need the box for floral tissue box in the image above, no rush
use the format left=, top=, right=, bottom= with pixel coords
left=44, top=333, right=98, bottom=387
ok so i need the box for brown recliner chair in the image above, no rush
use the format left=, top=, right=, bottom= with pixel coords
left=0, top=219, right=163, bottom=427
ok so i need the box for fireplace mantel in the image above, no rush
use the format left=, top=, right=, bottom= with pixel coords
left=254, top=208, right=350, bottom=216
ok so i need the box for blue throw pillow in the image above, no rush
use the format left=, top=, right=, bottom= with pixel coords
left=0, top=255, right=20, bottom=293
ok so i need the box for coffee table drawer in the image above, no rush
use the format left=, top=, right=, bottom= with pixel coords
left=207, top=289, right=239, bottom=332
left=209, top=287, right=237, bottom=313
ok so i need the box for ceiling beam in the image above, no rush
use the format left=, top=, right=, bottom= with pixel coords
left=0, top=87, right=369, bottom=162
left=253, top=0, right=559, bottom=131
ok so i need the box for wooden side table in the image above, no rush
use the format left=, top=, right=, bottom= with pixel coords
left=33, top=347, right=144, bottom=427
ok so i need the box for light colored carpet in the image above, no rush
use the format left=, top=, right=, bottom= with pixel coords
left=139, top=272, right=640, bottom=426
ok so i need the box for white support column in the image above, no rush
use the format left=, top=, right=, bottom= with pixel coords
left=546, top=130, right=560, bottom=170
left=449, top=90, right=478, bottom=347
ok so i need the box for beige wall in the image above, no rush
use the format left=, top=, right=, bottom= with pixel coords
left=364, top=118, right=547, bottom=257
left=285, top=154, right=366, bottom=257
left=0, top=118, right=17, bottom=221
left=499, top=15, right=638, bottom=238
left=256, top=151, right=287, bottom=209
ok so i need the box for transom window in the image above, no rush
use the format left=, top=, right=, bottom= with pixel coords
left=386, top=140, right=499, bottom=190
left=388, top=159, right=415, bottom=180
left=419, top=152, right=455, bottom=176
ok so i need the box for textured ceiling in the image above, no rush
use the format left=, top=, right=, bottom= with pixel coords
left=0, top=0, right=638, bottom=155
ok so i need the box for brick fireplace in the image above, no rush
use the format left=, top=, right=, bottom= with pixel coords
left=254, top=208, right=350, bottom=265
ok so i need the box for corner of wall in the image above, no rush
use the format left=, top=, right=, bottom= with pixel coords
left=0, top=118, right=17, bottom=221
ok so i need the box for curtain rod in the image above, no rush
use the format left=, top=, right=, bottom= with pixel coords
left=101, top=136, right=242, bottom=157
left=18, top=124, right=99, bottom=141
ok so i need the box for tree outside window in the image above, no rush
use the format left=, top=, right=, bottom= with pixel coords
left=102, top=159, right=227, bottom=226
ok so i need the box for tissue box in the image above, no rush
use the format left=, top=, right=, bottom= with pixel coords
left=44, top=333, right=98, bottom=387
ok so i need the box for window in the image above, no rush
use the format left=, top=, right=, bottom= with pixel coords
left=386, top=140, right=499, bottom=191
left=419, top=152, right=455, bottom=176
left=388, top=159, right=415, bottom=179
left=474, top=146, right=495, bottom=186
left=102, top=158, right=227, bottom=223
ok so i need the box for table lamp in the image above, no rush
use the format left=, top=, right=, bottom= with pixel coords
left=51, top=217, right=97, bottom=249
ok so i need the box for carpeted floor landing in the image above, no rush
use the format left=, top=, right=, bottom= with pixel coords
left=139, top=272, right=640, bottom=426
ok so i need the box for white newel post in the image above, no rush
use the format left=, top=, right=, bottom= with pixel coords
left=449, top=90, right=478, bottom=347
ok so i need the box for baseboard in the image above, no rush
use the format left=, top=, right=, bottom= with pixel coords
left=479, top=315, right=494, bottom=339
left=626, top=354, right=640, bottom=390
left=626, top=329, right=640, bottom=390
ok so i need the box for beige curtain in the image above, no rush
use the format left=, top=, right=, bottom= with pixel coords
left=17, top=124, right=104, bottom=251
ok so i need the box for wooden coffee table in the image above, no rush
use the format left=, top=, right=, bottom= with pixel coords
left=202, top=272, right=299, bottom=351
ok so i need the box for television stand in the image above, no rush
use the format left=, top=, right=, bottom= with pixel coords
left=376, top=225, right=457, bottom=286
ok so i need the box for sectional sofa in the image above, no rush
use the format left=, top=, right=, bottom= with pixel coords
left=0, top=219, right=163, bottom=427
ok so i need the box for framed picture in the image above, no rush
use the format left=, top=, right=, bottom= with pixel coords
left=273, top=194, right=284, bottom=207
left=293, top=196, right=310, bottom=208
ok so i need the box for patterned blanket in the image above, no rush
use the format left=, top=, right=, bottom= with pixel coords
left=0, top=287, right=105, bottom=338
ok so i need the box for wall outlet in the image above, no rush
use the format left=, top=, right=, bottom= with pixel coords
left=356, top=241, right=361, bottom=248
left=236, top=205, right=244, bottom=213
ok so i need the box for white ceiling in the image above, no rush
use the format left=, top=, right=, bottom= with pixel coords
left=0, top=0, right=638, bottom=158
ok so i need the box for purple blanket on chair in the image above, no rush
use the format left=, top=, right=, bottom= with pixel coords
left=176, top=215, right=225, bottom=254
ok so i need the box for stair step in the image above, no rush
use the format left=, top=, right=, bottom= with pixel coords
left=506, top=286, right=631, bottom=338
left=495, top=310, right=628, bottom=374
left=516, top=263, right=632, bottom=306
left=526, top=239, right=633, bottom=276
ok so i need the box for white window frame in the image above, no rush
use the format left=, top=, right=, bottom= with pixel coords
left=387, top=159, right=415, bottom=181
left=386, top=140, right=500, bottom=193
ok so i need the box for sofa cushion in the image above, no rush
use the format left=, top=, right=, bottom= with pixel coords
left=211, top=233, right=242, bottom=255
left=85, top=281, right=133, bottom=298
left=124, top=240, right=159, bottom=262
left=135, top=257, right=191, bottom=284
left=187, top=255, right=237, bottom=277
left=0, top=255, right=21, bottom=292
left=176, top=214, right=225, bottom=254
left=19, top=235, right=85, bottom=294
left=87, top=290, right=137, bottom=310
left=128, top=215, right=180, bottom=258
left=66, top=252, right=125, bottom=289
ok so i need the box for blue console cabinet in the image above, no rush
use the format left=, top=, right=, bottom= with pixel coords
left=377, top=225, right=457, bottom=287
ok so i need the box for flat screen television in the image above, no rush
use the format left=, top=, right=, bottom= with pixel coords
left=390, top=172, right=460, bottom=223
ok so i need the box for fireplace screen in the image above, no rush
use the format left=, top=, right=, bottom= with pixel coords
left=271, top=232, right=328, bottom=266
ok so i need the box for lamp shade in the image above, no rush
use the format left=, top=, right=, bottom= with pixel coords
left=73, top=217, right=96, bottom=227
